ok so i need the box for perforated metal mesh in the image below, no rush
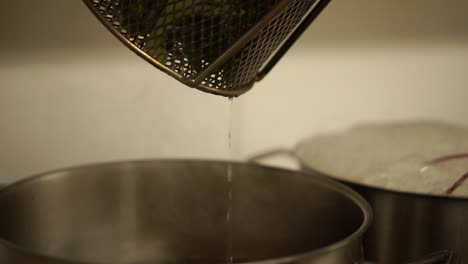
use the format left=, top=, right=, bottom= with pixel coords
left=84, top=0, right=320, bottom=96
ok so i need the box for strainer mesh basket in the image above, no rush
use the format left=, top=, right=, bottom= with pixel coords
left=84, top=0, right=330, bottom=96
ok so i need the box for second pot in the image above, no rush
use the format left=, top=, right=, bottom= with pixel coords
left=249, top=148, right=467, bottom=264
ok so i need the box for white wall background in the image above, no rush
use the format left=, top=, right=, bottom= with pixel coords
left=1, top=0, right=468, bottom=182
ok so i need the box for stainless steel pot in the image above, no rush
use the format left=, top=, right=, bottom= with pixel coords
left=249, top=149, right=468, bottom=264
left=0, top=159, right=371, bottom=264
left=327, top=174, right=468, bottom=264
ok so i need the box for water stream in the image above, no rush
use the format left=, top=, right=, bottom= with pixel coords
left=226, top=98, right=234, bottom=264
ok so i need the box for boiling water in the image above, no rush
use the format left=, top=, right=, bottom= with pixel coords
left=226, top=98, right=234, bottom=264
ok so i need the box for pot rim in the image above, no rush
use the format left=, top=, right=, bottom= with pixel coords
left=0, top=159, right=372, bottom=264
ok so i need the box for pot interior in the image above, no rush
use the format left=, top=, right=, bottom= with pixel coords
left=0, top=160, right=368, bottom=263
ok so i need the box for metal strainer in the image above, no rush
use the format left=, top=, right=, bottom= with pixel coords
left=83, top=0, right=331, bottom=97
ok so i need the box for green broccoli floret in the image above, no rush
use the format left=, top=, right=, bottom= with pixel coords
left=119, top=0, right=249, bottom=72
left=119, top=0, right=168, bottom=36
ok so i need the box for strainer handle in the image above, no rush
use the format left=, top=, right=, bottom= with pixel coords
left=193, top=0, right=291, bottom=85
left=257, top=0, right=332, bottom=81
